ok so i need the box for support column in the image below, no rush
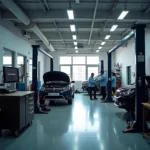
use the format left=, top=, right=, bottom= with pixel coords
left=101, top=60, right=104, bottom=71
left=131, top=24, right=146, bottom=132
left=32, top=45, right=40, bottom=113
left=50, top=58, right=53, bottom=72
left=107, top=52, right=112, bottom=101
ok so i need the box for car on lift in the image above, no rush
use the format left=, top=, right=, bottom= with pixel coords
left=113, top=83, right=135, bottom=112
left=39, top=71, right=75, bottom=105
left=81, top=74, right=101, bottom=94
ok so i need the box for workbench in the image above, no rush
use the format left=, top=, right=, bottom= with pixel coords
left=142, top=103, right=150, bottom=140
left=0, top=91, right=34, bottom=137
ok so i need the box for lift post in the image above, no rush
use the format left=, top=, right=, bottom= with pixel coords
left=50, top=58, right=53, bottom=71
left=32, top=45, right=40, bottom=113
left=132, top=24, right=146, bottom=132
left=101, top=60, right=104, bottom=71
left=107, top=52, right=112, bottom=101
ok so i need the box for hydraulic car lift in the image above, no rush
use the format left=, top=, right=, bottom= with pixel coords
left=32, top=45, right=53, bottom=114
left=107, top=24, right=148, bottom=132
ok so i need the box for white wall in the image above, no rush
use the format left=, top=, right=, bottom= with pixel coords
left=0, top=21, right=50, bottom=87
left=114, top=30, right=150, bottom=86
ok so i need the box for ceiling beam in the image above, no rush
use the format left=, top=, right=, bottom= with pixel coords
left=1, top=1, right=149, bottom=4
left=88, top=0, right=99, bottom=45
left=3, top=10, right=150, bottom=22
left=110, top=0, right=119, bottom=12
left=75, top=0, right=80, bottom=4
left=53, top=20, right=66, bottom=46
left=39, top=0, right=47, bottom=13
left=44, top=0, right=50, bottom=10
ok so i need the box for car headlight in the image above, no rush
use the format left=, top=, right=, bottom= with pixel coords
left=40, top=86, right=45, bottom=91
left=63, top=86, right=71, bottom=91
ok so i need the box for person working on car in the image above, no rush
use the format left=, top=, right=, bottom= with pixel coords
left=88, top=73, right=98, bottom=100
left=112, top=72, right=116, bottom=95
left=99, top=71, right=107, bottom=101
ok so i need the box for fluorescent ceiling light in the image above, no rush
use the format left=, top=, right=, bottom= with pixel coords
left=75, top=46, right=78, bottom=49
left=70, top=25, right=76, bottom=32
left=110, top=25, right=118, bottom=32
left=118, top=10, right=129, bottom=20
left=74, top=41, right=77, bottom=45
left=101, top=41, right=106, bottom=45
left=76, top=50, right=78, bottom=53
left=96, top=50, right=99, bottom=53
left=67, top=9, right=74, bottom=20
left=105, top=35, right=111, bottom=40
left=72, top=35, right=77, bottom=40
left=98, top=46, right=102, bottom=49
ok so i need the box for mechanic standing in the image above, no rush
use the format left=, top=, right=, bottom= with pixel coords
left=112, top=72, right=116, bottom=95
left=99, top=71, right=107, bottom=101
left=88, top=73, right=98, bottom=100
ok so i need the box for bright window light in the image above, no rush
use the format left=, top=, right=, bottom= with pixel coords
left=72, top=35, right=77, bottom=40
left=118, top=10, right=129, bottom=20
left=70, top=25, right=76, bottom=32
left=75, top=46, right=78, bottom=49
left=101, top=41, right=106, bottom=45
left=110, top=25, right=118, bottom=32
left=67, top=9, right=74, bottom=20
left=96, top=50, right=99, bottom=53
left=74, top=41, right=77, bottom=45
left=98, top=46, right=102, bottom=49
left=76, top=50, right=78, bottom=53
left=105, top=35, right=111, bottom=40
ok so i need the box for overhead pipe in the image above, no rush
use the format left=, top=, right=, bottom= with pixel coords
left=1, top=0, right=55, bottom=52
left=38, top=48, right=53, bottom=58
left=88, top=0, right=99, bottom=45
left=1, top=0, right=30, bottom=25
left=108, top=31, right=135, bottom=53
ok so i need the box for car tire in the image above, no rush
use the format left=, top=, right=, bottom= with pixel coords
left=68, top=98, right=72, bottom=105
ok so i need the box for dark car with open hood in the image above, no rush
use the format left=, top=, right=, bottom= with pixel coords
left=39, top=71, right=75, bottom=105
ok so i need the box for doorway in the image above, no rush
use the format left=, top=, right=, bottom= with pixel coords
left=127, top=66, right=131, bottom=85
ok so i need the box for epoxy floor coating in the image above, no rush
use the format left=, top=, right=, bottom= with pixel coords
left=0, top=94, right=150, bottom=150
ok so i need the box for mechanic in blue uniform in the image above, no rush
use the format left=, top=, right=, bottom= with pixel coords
left=112, top=72, right=116, bottom=94
left=99, top=71, right=107, bottom=101
left=88, top=73, right=98, bottom=100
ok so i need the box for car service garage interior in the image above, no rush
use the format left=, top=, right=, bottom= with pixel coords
left=0, top=0, right=150, bottom=150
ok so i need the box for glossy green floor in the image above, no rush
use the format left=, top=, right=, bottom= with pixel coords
left=0, top=93, right=150, bottom=150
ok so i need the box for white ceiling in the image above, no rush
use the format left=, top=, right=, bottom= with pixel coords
left=0, top=0, right=150, bottom=53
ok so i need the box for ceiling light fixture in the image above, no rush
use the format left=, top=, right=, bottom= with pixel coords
left=72, top=35, right=77, bottom=40
left=96, top=50, right=99, bottom=53
left=70, top=25, right=76, bottom=32
left=98, top=46, right=102, bottom=49
left=118, top=10, right=129, bottom=20
left=67, top=9, right=74, bottom=20
left=101, top=41, right=106, bottom=45
left=110, top=25, right=118, bottom=32
left=105, top=35, right=111, bottom=40
left=74, top=41, right=77, bottom=45
left=76, top=50, right=78, bottom=53
left=75, top=46, right=78, bottom=49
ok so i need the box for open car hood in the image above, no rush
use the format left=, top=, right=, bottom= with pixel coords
left=43, top=71, right=70, bottom=84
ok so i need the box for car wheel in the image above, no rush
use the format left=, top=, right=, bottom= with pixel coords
left=68, top=98, right=72, bottom=105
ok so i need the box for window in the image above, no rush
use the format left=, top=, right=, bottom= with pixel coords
left=73, top=66, right=86, bottom=81
left=3, top=56, right=12, bottom=65
left=87, top=56, right=99, bottom=64
left=73, top=57, right=85, bottom=64
left=60, top=66, right=71, bottom=77
left=60, top=56, right=71, bottom=64
left=87, top=67, right=99, bottom=78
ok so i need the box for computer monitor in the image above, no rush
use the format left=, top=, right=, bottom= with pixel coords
left=3, top=66, right=19, bottom=83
